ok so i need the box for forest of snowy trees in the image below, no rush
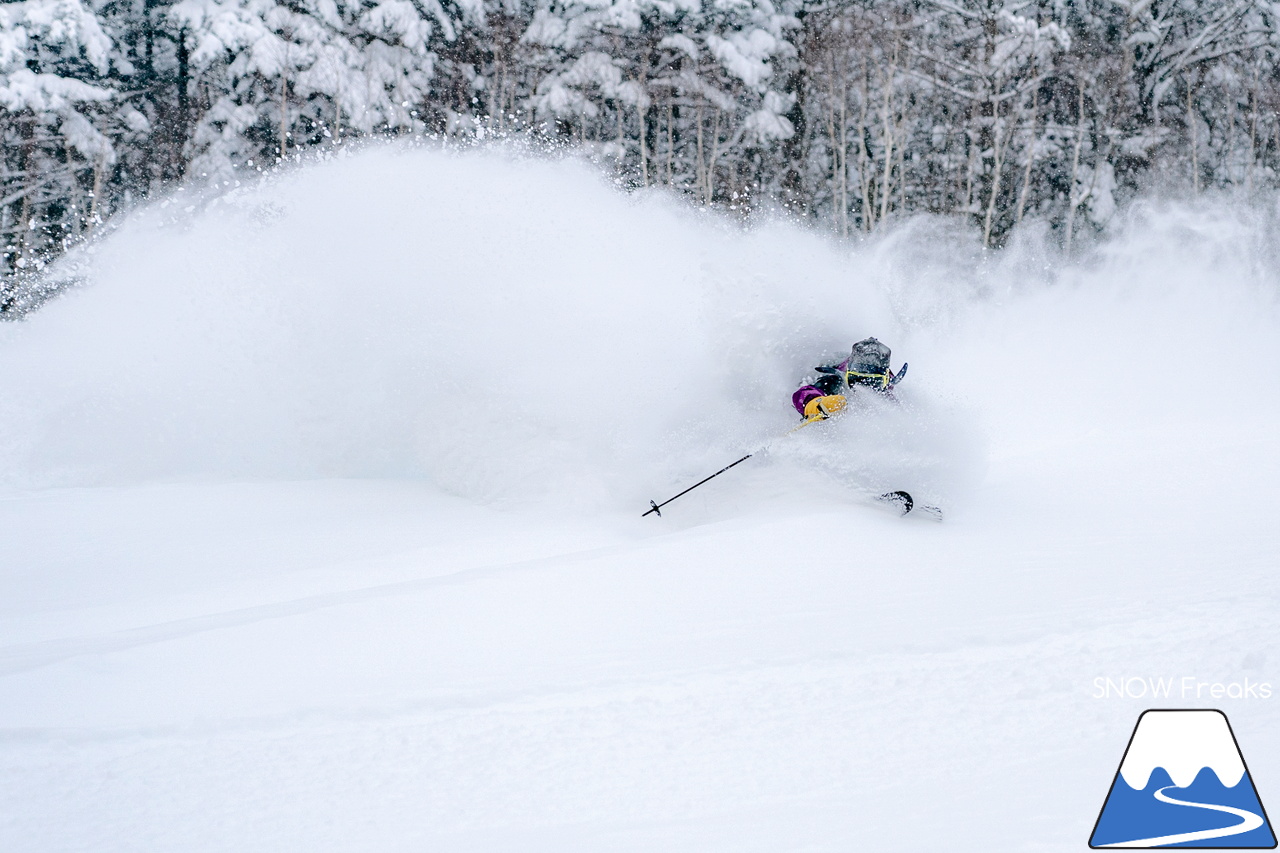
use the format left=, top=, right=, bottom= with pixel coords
left=3, top=0, right=1280, bottom=308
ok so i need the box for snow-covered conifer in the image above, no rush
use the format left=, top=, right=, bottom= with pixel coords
left=0, top=0, right=121, bottom=283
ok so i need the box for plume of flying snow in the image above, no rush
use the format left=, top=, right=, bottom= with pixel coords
left=0, top=145, right=1276, bottom=516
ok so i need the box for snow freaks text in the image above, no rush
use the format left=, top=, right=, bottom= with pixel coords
left=1093, top=677, right=1273, bottom=700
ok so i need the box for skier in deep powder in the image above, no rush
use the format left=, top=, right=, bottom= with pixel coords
left=791, top=337, right=904, bottom=420
left=644, top=337, right=930, bottom=518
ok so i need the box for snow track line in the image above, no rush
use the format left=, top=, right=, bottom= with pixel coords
left=0, top=541, right=634, bottom=676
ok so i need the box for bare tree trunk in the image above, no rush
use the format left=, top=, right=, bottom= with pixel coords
left=490, top=60, right=503, bottom=131
left=695, top=101, right=705, bottom=200
left=963, top=127, right=976, bottom=213
left=1015, top=82, right=1039, bottom=225
left=334, top=73, right=343, bottom=142
left=951, top=128, right=963, bottom=215
left=177, top=29, right=191, bottom=123
left=877, top=111, right=893, bottom=224
left=279, top=59, right=289, bottom=159
left=1064, top=79, right=1086, bottom=253
left=0, top=201, right=10, bottom=274
left=88, top=156, right=104, bottom=229
left=826, top=76, right=840, bottom=232
left=839, top=103, right=849, bottom=236
left=877, top=43, right=898, bottom=225
left=857, top=64, right=873, bottom=231
left=616, top=99, right=625, bottom=177
left=18, top=119, right=33, bottom=264
left=666, top=100, right=674, bottom=185
left=19, top=186, right=32, bottom=263
left=897, top=117, right=906, bottom=213
left=639, top=100, right=648, bottom=188
left=64, top=144, right=82, bottom=238
left=1273, top=119, right=1280, bottom=183
left=1226, top=91, right=1235, bottom=182
left=1246, top=65, right=1258, bottom=193
left=1186, top=80, right=1199, bottom=194
left=983, top=105, right=1009, bottom=247
left=838, top=61, right=849, bottom=237
left=706, top=110, right=722, bottom=204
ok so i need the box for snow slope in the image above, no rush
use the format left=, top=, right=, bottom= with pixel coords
left=0, top=147, right=1278, bottom=852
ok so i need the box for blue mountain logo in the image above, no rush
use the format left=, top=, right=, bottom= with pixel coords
left=1091, top=709, right=1276, bottom=848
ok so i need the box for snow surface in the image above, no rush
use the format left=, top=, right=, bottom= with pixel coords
left=1, top=147, right=1279, bottom=852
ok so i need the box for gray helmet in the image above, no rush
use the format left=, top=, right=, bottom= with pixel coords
left=847, top=337, right=891, bottom=376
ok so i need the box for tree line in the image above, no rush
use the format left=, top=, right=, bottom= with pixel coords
left=3, top=0, right=1279, bottom=312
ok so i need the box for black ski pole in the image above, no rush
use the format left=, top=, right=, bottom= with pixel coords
left=642, top=414, right=826, bottom=517
left=642, top=453, right=754, bottom=517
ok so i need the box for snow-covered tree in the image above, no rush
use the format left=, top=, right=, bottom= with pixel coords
left=0, top=0, right=128, bottom=286
left=171, top=0, right=476, bottom=183
left=516, top=0, right=798, bottom=202
left=5, top=0, right=1280, bottom=307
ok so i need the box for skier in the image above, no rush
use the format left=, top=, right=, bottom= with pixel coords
left=791, top=337, right=902, bottom=420
left=643, top=335, right=936, bottom=519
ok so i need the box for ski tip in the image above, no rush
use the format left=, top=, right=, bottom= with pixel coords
left=877, top=490, right=914, bottom=515
left=875, top=491, right=943, bottom=521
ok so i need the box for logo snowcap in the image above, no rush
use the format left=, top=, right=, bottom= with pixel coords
left=1119, top=710, right=1246, bottom=790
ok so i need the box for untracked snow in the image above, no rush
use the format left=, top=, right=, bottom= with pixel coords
left=0, top=147, right=1278, bottom=852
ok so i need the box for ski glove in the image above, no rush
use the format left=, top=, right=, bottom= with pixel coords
left=803, top=394, right=847, bottom=419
